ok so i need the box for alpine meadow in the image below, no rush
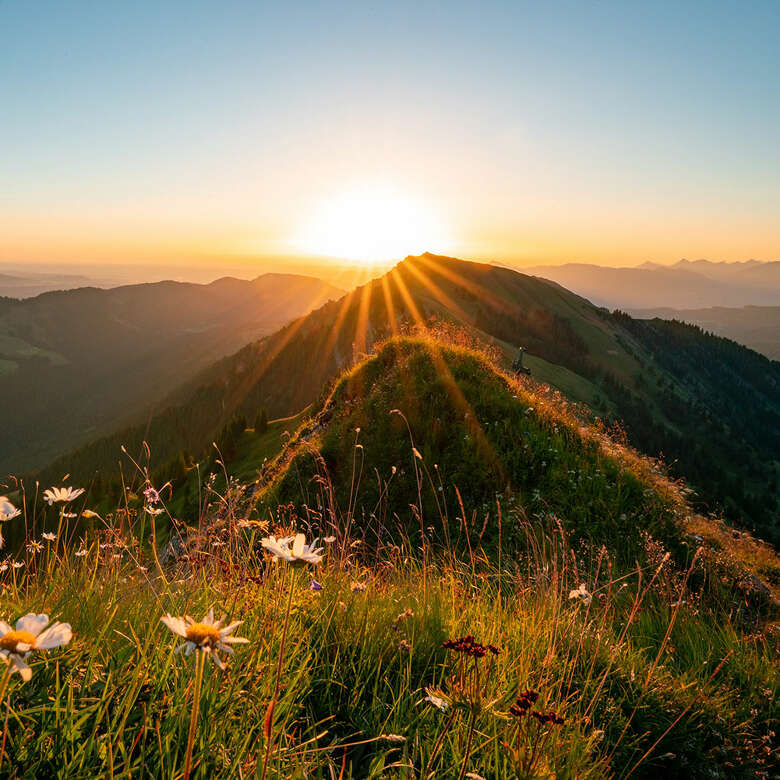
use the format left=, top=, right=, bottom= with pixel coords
left=1, top=2, right=779, bottom=778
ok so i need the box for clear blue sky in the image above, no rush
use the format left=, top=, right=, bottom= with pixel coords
left=1, top=0, right=778, bottom=268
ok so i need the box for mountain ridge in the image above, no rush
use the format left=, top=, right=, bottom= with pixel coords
left=33, top=253, right=780, bottom=543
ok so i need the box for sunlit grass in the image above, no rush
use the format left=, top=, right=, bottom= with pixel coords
left=0, top=333, right=777, bottom=777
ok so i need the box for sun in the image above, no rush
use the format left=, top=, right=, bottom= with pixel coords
left=293, top=184, right=452, bottom=265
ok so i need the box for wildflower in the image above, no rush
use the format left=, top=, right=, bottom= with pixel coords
left=42, top=532, right=56, bottom=542
left=261, top=533, right=323, bottom=566
left=309, top=579, right=323, bottom=591
left=145, top=506, right=165, bottom=516
left=531, top=710, right=565, bottom=726
left=509, top=690, right=540, bottom=718
left=0, top=498, right=21, bottom=549
left=351, top=581, right=367, bottom=593
left=423, top=688, right=451, bottom=712
left=466, top=774, right=487, bottom=780
left=11, top=561, right=24, bottom=569
left=237, top=519, right=266, bottom=529
left=412, top=447, right=423, bottom=460
left=568, top=583, right=593, bottom=606
left=323, top=536, right=336, bottom=543
left=161, top=608, right=248, bottom=670
left=0, top=614, right=72, bottom=681
left=143, top=486, right=160, bottom=504
left=81, top=509, right=99, bottom=519
left=0, top=498, right=21, bottom=523
left=74, top=547, right=88, bottom=557
left=43, top=487, right=84, bottom=506
left=442, top=635, right=500, bottom=658
left=26, top=541, right=43, bottom=554
left=399, top=639, right=411, bottom=651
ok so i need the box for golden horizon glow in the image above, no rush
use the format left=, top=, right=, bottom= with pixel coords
left=290, top=184, right=454, bottom=265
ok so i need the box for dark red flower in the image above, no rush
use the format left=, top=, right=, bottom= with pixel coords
left=442, top=635, right=499, bottom=658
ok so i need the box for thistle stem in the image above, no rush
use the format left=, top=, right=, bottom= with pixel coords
left=184, top=650, right=205, bottom=780
left=456, top=711, right=476, bottom=780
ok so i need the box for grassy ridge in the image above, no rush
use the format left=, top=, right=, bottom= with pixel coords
left=263, top=336, right=681, bottom=563
left=0, top=335, right=778, bottom=777
left=33, top=254, right=780, bottom=545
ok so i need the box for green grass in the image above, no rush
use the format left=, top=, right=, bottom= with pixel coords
left=2, top=333, right=777, bottom=777
left=229, top=409, right=310, bottom=484
left=0, top=504, right=776, bottom=779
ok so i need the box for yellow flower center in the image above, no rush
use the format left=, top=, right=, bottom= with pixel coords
left=0, top=630, right=37, bottom=653
left=185, top=623, right=220, bottom=646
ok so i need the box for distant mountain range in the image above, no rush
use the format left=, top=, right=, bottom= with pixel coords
left=0, top=273, right=343, bottom=472
left=525, top=259, right=780, bottom=309
left=0, top=270, right=115, bottom=298
left=36, top=254, right=780, bottom=544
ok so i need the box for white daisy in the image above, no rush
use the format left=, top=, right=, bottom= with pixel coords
left=0, top=613, right=72, bottom=682
left=261, top=533, right=323, bottom=566
left=161, top=608, right=248, bottom=669
left=0, top=498, right=21, bottom=550
left=0, top=498, right=21, bottom=523
left=74, top=547, right=89, bottom=557
left=42, top=487, right=84, bottom=506
left=568, top=583, right=593, bottom=606
left=41, top=532, right=56, bottom=542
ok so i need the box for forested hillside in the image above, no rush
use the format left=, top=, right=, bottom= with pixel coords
left=0, top=273, right=342, bottom=472
left=35, top=254, right=780, bottom=543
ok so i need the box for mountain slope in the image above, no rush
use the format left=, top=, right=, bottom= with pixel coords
left=36, top=254, right=780, bottom=542
left=0, top=273, right=343, bottom=472
left=262, top=337, right=683, bottom=558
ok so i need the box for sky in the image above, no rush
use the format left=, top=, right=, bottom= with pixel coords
left=1, top=0, right=779, bottom=275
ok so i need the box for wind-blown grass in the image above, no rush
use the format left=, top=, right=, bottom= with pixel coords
left=0, top=500, right=776, bottom=778
left=0, top=334, right=777, bottom=777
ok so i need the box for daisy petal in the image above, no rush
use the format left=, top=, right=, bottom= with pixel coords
left=15, top=614, right=49, bottom=637
left=161, top=615, right=188, bottom=637
left=12, top=655, right=32, bottom=682
left=36, top=622, right=72, bottom=650
left=219, top=620, right=243, bottom=636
